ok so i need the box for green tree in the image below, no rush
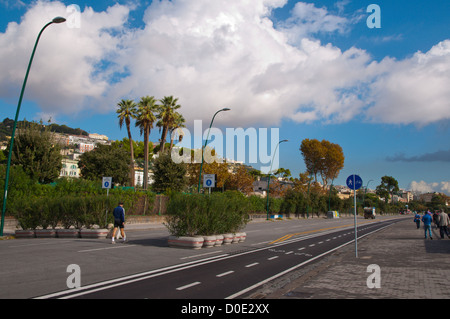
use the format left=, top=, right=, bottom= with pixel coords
left=152, top=151, right=187, bottom=193
left=300, top=138, right=344, bottom=190
left=376, top=176, right=399, bottom=204
left=116, top=99, right=137, bottom=187
left=157, top=96, right=181, bottom=153
left=78, top=144, right=129, bottom=185
left=135, top=96, right=158, bottom=190
left=274, top=167, right=291, bottom=180
left=9, top=121, right=62, bottom=183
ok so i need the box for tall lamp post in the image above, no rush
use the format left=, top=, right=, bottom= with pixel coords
left=0, top=17, right=66, bottom=236
left=197, top=108, right=230, bottom=193
left=266, top=139, right=288, bottom=220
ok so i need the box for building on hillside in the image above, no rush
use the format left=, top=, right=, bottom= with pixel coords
left=89, top=133, right=108, bottom=141
left=134, top=167, right=154, bottom=187
left=60, top=158, right=80, bottom=178
left=417, top=192, right=445, bottom=203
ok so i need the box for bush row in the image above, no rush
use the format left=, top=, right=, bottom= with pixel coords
left=11, top=192, right=155, bottom=230
left=165, top=191, right=255, bottom=237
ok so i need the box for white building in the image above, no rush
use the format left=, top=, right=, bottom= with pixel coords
left=60, top=158, right=80, bottom=178
left=134, top=168, right=154, bottom=187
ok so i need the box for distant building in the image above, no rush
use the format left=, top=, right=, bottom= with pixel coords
left=418, top=192, right=440, bottom=203
left=60, top=158, right=80, bottom=178
left=134, top=167, right=154, bottom=187
left=89, top=133, right=108, bottom=141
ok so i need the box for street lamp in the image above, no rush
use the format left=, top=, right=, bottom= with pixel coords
left=0, top=17, right=66, bottom=236
left=197, top=108, right=230, bottom=193
left=266, top=139, right=288, bottom=220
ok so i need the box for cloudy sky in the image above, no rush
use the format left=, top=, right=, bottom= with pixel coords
left=0, top=0, right=449, bottom=195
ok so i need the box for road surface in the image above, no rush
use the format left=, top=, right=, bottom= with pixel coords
left=24, top=216, right=406, bottom=299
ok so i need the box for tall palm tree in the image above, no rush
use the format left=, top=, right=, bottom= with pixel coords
left=135, top=96, right=157, bottom=190
left=116, top=99, right=137, bottom=187
left=157, top=96, right=181, bottom=153
left=169, top=112, right=186, bottom=150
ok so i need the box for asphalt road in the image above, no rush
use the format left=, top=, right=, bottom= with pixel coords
left=11, top=215, right=407, bottom=300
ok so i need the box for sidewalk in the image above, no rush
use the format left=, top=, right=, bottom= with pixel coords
left=249, top=219, right=450, bottom=299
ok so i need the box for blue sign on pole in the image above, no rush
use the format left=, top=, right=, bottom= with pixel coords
left=346, top=174, right=363, bottom=190
left=347, top=174, right=362, bottom=258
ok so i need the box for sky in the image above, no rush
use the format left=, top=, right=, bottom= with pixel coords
left=0, top=0, right=449, bottom=195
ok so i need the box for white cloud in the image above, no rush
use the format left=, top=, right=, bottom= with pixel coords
left=409, top=180, right=450, bottom=195
left=0, top=1, right=449, bottom=128
left=0, top=1, right=130, bottom=116
left=107, top=0, right=378, bottom=126
left=367, top=40, right=450, bottom=125
left=277, top=2, right=350, bottom=42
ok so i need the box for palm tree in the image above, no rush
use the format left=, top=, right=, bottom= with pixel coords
left=157, top=96, right=181, bottom=153
left=135, top=96, right=158, bottom=190
left=169, top=112, right=186, bottom=150
left=116, top=99, right=137, bottom=187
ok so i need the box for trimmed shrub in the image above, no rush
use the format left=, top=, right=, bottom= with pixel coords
left=165, top=191, right=250, bottom=237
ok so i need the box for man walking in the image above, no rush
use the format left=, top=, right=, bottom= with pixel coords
left=438, top=210, right=450, bottom=239
left=112, top=202, right=126, bottom=244
left=422, top=211, right=433, bottom=240
left=413, top=212, right=421, bottom=229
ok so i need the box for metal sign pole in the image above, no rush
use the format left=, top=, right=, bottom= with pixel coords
left=105, top=188, right=109, bottom=227
left=353, top=174, right=358, bottom=258
left=347, top=174, right=362, bottom=258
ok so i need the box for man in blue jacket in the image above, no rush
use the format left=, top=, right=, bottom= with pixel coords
left=422, top=210, right=433, bottom=240
left=414, top=212, right=421, bottom=229
left=112, top=202, right=126, bottom=243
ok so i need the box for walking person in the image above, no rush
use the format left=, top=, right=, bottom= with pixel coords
left=432, top=211, right=439, bottom=229
left=422, top=211, right=433, bottom=240
left=438, top=210, right=450, bottom=239
left=112, top=202, right=126, bottom=244
left=413, top=212, right=421, bottom=229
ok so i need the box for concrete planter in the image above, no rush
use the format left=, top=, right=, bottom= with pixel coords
left=215, top=234, right=224, bottom=246
left=222, top=233, right=233, bottom=245
left=238, top=232, right=247, bottom=243
left=202, top=235, right=217, bottom=248
left=56, top=229, right=80, bottom=238
left=80, top=228, right=109, bottom=239
left=35, top=229, right=57, bottom=238
left=14, top=230, right=35, bottom=239
left=232, top=233, right=241, bottom=243
left=168, top=236, right=204, bottom=249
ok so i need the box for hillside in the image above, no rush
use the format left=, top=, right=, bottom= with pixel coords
left=0, top=118, right=89, bottom=141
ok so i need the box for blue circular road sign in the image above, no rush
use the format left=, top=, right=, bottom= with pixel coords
left=346, top=174, right=363, bottom=190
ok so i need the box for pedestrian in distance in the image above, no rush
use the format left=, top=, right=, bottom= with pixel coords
left=413, top=212, right=421, bottom=229
left=422, top=211, right=433, bottom=240
left=438, top=210, right=450, bottom=239
left=112, top=201, right=126, bottom=244
left=432, top=211, right=439, bottom=229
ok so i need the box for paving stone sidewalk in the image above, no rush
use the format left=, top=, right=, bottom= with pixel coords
left=250, top=219, right=450, bottom=299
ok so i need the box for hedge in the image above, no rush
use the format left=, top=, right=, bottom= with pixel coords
left=164, top=191, right=250, bottom=237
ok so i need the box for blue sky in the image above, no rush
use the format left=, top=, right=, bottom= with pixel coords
left=0, top=0, right=449, bottom=194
